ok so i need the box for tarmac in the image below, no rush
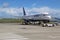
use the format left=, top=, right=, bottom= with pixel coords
left=0, top=23, right=60, bottom=40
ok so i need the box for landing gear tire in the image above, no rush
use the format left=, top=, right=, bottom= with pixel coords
left=42, top=24, right=47, bottom=27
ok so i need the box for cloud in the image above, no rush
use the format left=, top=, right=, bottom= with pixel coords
left=0, top=7, right=23, bottom=16
left=2, top=2, right=9, bottom=8
left=0, top=7, right=60, bottom=17
left=26, top=7, right=60, bottom=15
left=32, top=3, right=36, bottom=7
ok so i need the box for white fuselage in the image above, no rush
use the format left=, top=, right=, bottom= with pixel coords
left=23, top=14, right=52, bottom=20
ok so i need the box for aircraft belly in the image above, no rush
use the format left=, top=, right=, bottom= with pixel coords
left=23, top=16, right=51, bottom=21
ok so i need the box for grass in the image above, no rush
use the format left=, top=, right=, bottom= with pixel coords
left=0, top=18, right=23, bottom=23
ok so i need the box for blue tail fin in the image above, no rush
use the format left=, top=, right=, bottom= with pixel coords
left=23, top=7, right=26, bottom=16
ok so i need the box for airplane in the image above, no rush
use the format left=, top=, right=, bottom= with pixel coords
left=21, top=7, right=53, bottom=25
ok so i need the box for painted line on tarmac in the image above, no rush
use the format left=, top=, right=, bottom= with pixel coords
left=48, top=35, right=60, bottom=39
left=0, top=33, right=28, bottom=40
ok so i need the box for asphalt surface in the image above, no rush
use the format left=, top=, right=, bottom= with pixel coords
left=0, top=23, right=60, bottom=40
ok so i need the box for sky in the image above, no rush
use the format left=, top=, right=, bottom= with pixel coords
left=0, top=0, right=60, bottom=18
